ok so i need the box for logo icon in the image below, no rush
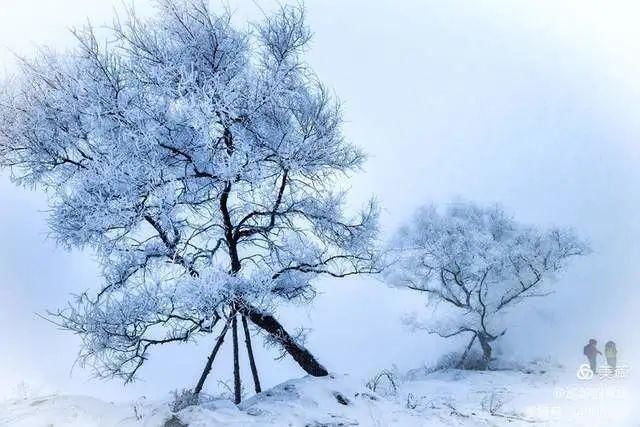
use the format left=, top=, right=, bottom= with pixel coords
left=576, top=364, right=594, bottom=380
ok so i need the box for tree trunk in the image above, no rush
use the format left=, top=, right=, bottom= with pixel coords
left=194, top=319, right=231, bottom=395
left=457, top=333, right=477, bottom=369
left=242, top=315, right=262, bottom=393
left=237, top=303, right=328, bottom=377
left=232, top=314, right=242, bottom=404
left=477, top=333, right=492, bottom=370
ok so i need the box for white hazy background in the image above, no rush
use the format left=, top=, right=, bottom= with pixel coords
left=0, top=0, right=638, bottom=401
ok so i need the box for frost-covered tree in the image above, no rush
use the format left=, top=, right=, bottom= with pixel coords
left=0, top=1, right=378, bottom=400
left=385, top=202, right=588, bottom=369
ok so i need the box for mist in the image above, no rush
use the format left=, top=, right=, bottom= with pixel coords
left=0, top=0, right=638, bottom=402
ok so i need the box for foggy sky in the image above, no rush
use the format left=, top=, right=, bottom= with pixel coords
left=1, top=0, right=638, bottom=401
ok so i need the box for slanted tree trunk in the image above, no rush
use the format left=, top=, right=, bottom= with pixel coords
left=477, top=332, right=493, bottom=369
left=232, top=314, right=242, bottom=404
left=220, top=165, right=328, bottom=380
left=238, top=302, right=328, bottom=377
left=457, top=333, right=477, bottom=369
left=242, top=315, right=262, bottom=393
left=194, top=319, right=231, bottom=395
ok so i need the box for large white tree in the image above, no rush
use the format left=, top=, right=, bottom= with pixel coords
left=0, top=1, right=378, bottom=401
left=385, top=201, right=588, bottom=369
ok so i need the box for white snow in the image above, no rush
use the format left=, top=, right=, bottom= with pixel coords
left=394, top=360, right=637, bottom=426
left=1, top=362, right=636, bottom=426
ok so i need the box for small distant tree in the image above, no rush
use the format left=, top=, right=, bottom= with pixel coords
left=385, top=201, right=589, bottom=369
left=0, top=1, right=378, bottom=401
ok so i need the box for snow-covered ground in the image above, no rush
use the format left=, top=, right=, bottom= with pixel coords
left=395, top=360, right=637, bottom=426
left=1, top=361, right=636, bottom=426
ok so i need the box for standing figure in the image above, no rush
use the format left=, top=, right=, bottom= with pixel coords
left=604, top=341, right=617, bottom=372
left=583, top=338, right=602, bottom=373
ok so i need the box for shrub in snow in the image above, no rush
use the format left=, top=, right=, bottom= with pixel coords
left=481, top=390, right=507, bottom=415
left=169, top=389, right=201, bottom=413
left=428, top=350, right=487, bottom=372
left=366, top=369, right=399, bottom=397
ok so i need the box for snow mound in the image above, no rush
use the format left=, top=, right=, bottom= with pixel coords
left=179, top=374, right=422, bottom=426
left=0, top=395, right=160, bottom=427
left=0, top=375, right=422, bottom=427
left=2, top=363, right=637, bottom=426
left=0, top=394, right=168, bottom=427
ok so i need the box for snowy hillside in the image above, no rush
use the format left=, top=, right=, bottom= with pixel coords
left=2, top=362, right=636, bottom=426
left=0, top=375, right=420, bottom=427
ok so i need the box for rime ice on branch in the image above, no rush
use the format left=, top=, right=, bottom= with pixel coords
left=385, top=201, right=588, bottom=369
left=0, top=0, right=379, bottom=397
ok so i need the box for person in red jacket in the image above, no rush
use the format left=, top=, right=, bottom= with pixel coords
left=583, top=339, right=602, bottom=373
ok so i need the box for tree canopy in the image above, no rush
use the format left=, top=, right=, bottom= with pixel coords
left=385, top=201, right=588, bottom=367
left=0, top=0, right=379, bottom=390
